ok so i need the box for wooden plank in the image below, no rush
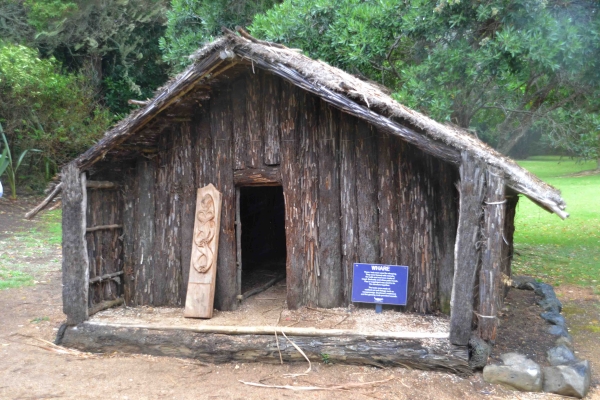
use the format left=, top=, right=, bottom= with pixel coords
left=122, top=168, right=136, bottom=305
left=279, top=81, right=304, bottom=309
left=232, top=77, right=247, bottom=170
left=61, top=163, right=89, bottom=325
left=355, top=120, right=379, bottom=264
left=377, top=131, right=400, bottom=266
left=339, top=115, right=358, bottom=305
left=263, top=73, right=281, bottom=165
left=86, top=181, right=118, bottom=189
left=245, top=70, right=263, bottom=168
left=61, top=322, right=471, bottom=376
left=133, top=157, right=156, bottom=305
left=184, top=184, right=223, bottom=318
left=180, top=122, right=196, bottom=305
left=501, top=195, right=519, bottom=297
left=478, top=166, right=506, bottom=341
left=436, top=160, right=459, bottom=315
left=151, top=133, right=169, bottom=306
left=165, top=126, right=183, bottom=306
left=449, top=151, right=486, bottom=345
left=316, top=101, right=342, bottom=308
left=301, top=93, right=320, bottom=307
left=211, top=85, right=237, bottom=311
left=233, top=166, right=281, bottom=186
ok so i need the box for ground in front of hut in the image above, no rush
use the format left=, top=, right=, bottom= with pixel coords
left=0, top=197, right=599, bottom=399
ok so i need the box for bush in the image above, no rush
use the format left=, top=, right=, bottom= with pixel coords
left=0, top=42, right=112, bottom=181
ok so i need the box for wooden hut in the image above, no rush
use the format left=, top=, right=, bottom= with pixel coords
left=58, top=32, right=567, bottom=366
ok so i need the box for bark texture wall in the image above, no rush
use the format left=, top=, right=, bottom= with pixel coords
left=88, top=70, right=461, bottom=313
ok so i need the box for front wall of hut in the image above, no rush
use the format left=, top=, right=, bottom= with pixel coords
left=87, top=70, right=464, bottom=313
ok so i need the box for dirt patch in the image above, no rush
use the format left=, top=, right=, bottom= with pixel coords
left=93, top=283, right=449, bottom=335
left=492, top=288, right=557, bottom=366
left=1, top=203, right=599, bottom=399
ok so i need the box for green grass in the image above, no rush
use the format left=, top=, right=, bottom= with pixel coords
left=513, top=156, right=600, bottom=292
left=0, top=209, right=62, bottom=290
left=0, top=268, right=33, bottom=289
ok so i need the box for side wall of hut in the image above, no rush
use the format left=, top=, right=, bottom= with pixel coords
left=85, top=70, right=464, bottom=313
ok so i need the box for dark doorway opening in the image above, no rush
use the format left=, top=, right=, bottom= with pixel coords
left=240, top=186, right=286, bottom=296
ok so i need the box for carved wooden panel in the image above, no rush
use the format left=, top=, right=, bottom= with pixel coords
left=184, top=184, right=222, bottom=318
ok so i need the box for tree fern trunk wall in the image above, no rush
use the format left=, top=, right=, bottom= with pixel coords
left=109, top=71, right=459, bottom=312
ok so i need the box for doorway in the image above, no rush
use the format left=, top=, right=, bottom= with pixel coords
left=238, top=186, right=286, bottom=297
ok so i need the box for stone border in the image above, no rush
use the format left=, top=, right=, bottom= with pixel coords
left=482, top=276, right=591, bottom=398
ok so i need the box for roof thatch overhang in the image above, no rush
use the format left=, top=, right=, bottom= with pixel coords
left=73, top=33, right=567, bottom=219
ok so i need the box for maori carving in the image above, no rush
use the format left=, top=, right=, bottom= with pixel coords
left=185, top=184, right=222, bottom=318
left=192, top=194, right=216, bottom=273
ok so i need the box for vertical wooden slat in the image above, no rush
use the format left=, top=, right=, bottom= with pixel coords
left=355, top=120, right=379, bottom=264
left=122, top=167, right=136, bottom=305
left=478, top=166, right=506, bottom=341
left=211, top=84, right=237, bottom=311
left=165, top=127, right=183, bottom=305
left=501, top=195, right=519, bottom=297
left=151, top=133, right=169, bottom=305
left=180, top=122, right=196, bottom=304
left=316, top=101, right=342, bottom=308
left=449, top=151, right=486, bottom=345
left=62, top=164, right=89, bottom=325
left=339, top=115, right=358, bottom=305
left=436, top=160, right=459, bottom=315
left=246, top=71, right=263, bottom=168
left=301, top=93, right=320, bottom=307
left=279, top=81, right=304, bottom=309
left=264, top=73, right=281, bottom=165
left=377, top=131, right=400, bottom=266
left=232, top=77, right=247, bottom=170
left=133, top=157, right=156, bottom=305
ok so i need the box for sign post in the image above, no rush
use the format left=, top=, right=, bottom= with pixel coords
left=351, top=263, right=408, bottom=312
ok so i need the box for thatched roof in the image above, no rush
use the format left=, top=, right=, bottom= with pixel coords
left=74, top=32, right=567, bottom=218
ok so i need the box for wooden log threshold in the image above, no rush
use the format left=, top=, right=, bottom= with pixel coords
left=59, top=321, right=470, bottom=376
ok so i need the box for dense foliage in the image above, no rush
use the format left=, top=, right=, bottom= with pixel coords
left=159, top=0, right=279, bottom=71
left=251, top=0, right=600, bottom=160
left=0, top=42, right=112, bottom=183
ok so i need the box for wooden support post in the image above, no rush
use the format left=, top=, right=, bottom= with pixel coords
left=449, top=152, right=485, bottom=345
left=477, top=166, right=505, bottom=342
left=61, top=163, right=89, bottom=325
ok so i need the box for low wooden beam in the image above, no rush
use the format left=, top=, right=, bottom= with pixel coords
left=449, top=152, right=486, bottom=345
left=86, top=181, right=118, bottom=189
left=88, top=298, right=124, bottom=316
left=233, top=167, right=281, bottom=186
left=59, top=322, right=471, bottom=376
left=89, top=271, right=124, bottom=285
left=477, top=166, right=506, bottom=342
left=61, top=164, right=89, bottom=325
left=86, top=224, right=123, bottom=233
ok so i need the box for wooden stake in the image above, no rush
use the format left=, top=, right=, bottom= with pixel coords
left=25, top=182, right=63, bottom=219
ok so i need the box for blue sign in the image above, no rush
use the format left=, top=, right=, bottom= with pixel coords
left=352, top=263, right=408, bottom=306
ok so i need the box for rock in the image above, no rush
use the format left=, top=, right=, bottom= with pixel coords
left=543, top=360, right=591, bottom=398
left=483, top=353, right=542, bottom=392
left=533, top=282, right=556, bottom=298
left=511, top=276, right=537, bottom=290
left=547, top=345, right=577, bottom=366
left=555, top=335, right=574, bottom=350
left=537, top=297, right=563, bottom=313
left=548, top=325, right=572, bottom=340
left=469, top=335, right=491, bottom=369
left=541, top=311, right=566, bottom=327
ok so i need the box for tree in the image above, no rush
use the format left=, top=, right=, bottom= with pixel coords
left=0, top=42, right=112, bottom=181
left=251, top=0, right=600, bottom=157
left=1, top=0, right=170, bottom=115
left=159, top=0, right=280, bottom=72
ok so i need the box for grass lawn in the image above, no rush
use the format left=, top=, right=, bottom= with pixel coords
left=513, top=156, right=600, bottom=293
left=0, top=209, right=62, bottom=290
